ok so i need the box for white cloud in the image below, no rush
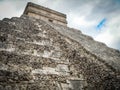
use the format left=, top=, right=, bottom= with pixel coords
left=0, top=0, right=119, bottom=50
left=95, top=30, right=114, bottom=45
left=95, top=15, right=120, bottom=49
left=0, top=0, right=34, bottom=20
left=0, top=1, right=19, bottom=19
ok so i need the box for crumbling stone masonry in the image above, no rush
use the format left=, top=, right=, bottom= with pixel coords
left=0, top=2, right=120, bottom=90
left=23, top=2, right=67, bottom=26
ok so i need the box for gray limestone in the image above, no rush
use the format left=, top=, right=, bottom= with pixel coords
left=0, top=15, right=120, bottom=90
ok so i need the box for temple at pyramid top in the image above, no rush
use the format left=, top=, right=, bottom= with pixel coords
left=23, top=2, right=67, bottom=26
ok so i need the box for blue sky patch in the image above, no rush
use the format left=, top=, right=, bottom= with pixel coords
left=96, top=18, right=107, bottom=30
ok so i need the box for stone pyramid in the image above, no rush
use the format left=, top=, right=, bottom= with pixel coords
left=0, top=2, right=120, bottom=90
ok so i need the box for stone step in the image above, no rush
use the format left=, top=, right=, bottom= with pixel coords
left=0, top=27, right=49, bottom=41
left=10, top=17, right=48, bottom=33
left=0, top=82, right=60, bottom=90
left=0, top=51, right=68, bottom=68
left=1, top=18, right=49, bottom=37
left=32, top=66, right=70, bottom=76
left=0, top=31, right=64, bottom=59
left=0, top=40, right=55, bottom=53
left=0, top=24, right=54, bottom=45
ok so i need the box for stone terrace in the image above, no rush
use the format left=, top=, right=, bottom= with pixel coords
left=0, top=15, right=120, bottom=90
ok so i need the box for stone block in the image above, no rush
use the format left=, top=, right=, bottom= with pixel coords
left=14, top=85, right=19, bottom=90
left=61, top=83, right=69, bottom=90
left=0, top=85, right=4, bottom=90
left=20, top=85, right=27, bottom=90
left=5, top=85, right=12, bottom=90
left=68, top=80, right=87, bottom=90
left=56, top=64, right=70, bottom=76
left=32, top=67, right=59, bottom=75
left=56, top=64, right=69, bottom=72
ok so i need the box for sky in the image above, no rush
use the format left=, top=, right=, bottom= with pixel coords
left=0, top=0, right=120, bottom=50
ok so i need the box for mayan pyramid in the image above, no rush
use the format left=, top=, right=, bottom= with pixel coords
left=0, top=2, right=120, bottom=90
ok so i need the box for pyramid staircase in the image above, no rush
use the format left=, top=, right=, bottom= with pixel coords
left=0, top=15, right=120, bottom=90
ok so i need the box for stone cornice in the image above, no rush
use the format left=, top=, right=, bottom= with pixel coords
left=24, top=2, right=67, bottom=18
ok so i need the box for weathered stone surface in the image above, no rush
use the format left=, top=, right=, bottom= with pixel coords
left=23, top=2, right=67, bottom=26
left=0, top=14, right=120, bottom=90
left=49, top=22, right=120, bottom=72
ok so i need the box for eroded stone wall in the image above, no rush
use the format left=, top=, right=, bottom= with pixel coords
left=0, top=16, right=120, bottom=90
